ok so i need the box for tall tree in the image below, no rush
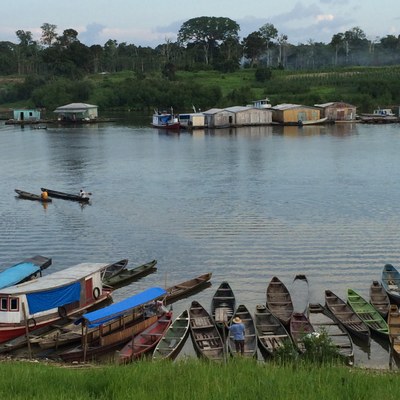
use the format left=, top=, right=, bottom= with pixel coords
left=178, top=16, right=240, bottom=65
left=40, top=23, right=58, bottom=47
left=259, top=23, right=278, bottom=66
left=242, top=32, right=267, bottom=67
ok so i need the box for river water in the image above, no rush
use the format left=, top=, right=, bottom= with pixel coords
left=1, top=120, right=400, bottom=368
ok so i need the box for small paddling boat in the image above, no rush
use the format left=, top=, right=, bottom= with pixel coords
left=266, top=277, right=294, bottom=326
left=211, top=281, right=236, bottom=328
left=40, top=188, right=90, bottom=203
left=291, top=274, right=309, bottom=315
left=382, top=264, right=400, bottom=304
left=388, top=304, right=400, bottom=358
left=15, top=189, right=52, bottom=202
left=369, top=280, right=390, bottom=320
left=289, top=312, right=315, bottom=353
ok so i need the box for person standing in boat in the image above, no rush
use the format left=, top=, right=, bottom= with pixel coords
left=227, top=317, right=245, bottom=356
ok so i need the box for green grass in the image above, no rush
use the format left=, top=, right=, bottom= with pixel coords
left=0, top=358, right=398, bottom=400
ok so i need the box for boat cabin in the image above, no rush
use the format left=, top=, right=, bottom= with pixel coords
left=247, top=98, right=272, bottom=109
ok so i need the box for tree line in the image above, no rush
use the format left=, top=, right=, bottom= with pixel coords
left=1, top=18, right=400, bottom=111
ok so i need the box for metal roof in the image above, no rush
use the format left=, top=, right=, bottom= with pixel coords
left=1, top=263, right=109, bottom=295
left=54, top=103, right=98, bottom=113
left=272, top=103, right=319, bottom=111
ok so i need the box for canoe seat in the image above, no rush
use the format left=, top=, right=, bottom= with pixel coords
left=141, top=333, right=163, bottom=337
left=259, top=334, right=288, bottom=339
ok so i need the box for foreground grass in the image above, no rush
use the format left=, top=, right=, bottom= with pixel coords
left=1, top=358, right=399, bottom=400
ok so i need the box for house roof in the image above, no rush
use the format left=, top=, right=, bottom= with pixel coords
left=272, top=103, right=319, bottom=111
left=54, top=103, right=98, bottom=113
left=203, top=108, right=223, bottom=115
left=314, top=102, right=356, bottom=108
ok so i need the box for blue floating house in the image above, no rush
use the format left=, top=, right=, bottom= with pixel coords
left=12, top=109, right=41, bottom=122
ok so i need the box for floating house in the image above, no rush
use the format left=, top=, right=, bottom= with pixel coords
left=13, top=109, right=41, bottom=122
left=271, top=104, right=324, bottom=125
left=203, top=107, right=272, bottom=128
left=314, top=102, right=357, bottom=122
left=54, top=103, right=98, bottom=122
left=203, top=108, right=235, bottom=128
left=178, top=113, right=205, bottom=129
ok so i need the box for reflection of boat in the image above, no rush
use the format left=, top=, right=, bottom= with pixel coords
left=152, top=110, right=180, bottom=129
left=382, top=264, right=400, bottom=304
left=308, top=303, right=354, bottom=364
left=347, top=288, right=389, bottom=338
left=0, top=262, right=113, bottom=343
left=227, top=304, right=257, bottom=358
left=164, top=272, right=212, bottom=304
left=369, top=280, right=390, bottom=319
left=152, top=309, right=190, bottom=361
left=15, top=189, right=52, bottom=202
left=254, top=304, right=291, bottom=358
left=0, top=255, right=52, bottom=289
left=325, top=290, right=370, bottom=343
left=40, top=188, right=90, bottom=203
left=266, top=276, right=293, bottom=326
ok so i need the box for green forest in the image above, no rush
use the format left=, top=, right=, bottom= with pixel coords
left=1, top=17, right=400, bottom=114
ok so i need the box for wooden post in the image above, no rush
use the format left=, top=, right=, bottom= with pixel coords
left=83, top=324, right=88, bottom=362
left=22, top=303, right=32, bottom=359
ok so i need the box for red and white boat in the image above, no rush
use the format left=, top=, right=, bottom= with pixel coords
left=0, top=262, right=113, bottom=343
left=151, top=110, right=180, bottom=130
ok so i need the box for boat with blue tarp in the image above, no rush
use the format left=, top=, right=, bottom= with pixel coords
left=0, top=255, right=51, bottom=289
left=0, top=262, right=112, bottom=343
left=60, top=287, right=167, bottom=362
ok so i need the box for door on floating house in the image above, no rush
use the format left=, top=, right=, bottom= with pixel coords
left=20, top=112, right=24, bottom=121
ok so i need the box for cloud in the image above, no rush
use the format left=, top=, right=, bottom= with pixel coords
left=79, top=23, right=106, bottom=45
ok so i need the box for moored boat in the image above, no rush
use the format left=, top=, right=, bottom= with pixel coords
left=388, top=304, right=400, bottom=358
left=40, top=188, right=90, bottom=203
left=325, top=290, right=370, bottom=343
left=164, top=272, right=212, bottom=304
left=0, top=262, right=112, bottom=343
left=15, top=189, right=52, bottom=202
left=189, top=300, right=224, bottom=361
left=291, top=274, right=309, bottom=315
left=308, top=303, right=354, bottom=364
left=254, top=304, right=291, bottom=358
left=101, top=259, right=129, bottom=282
left=152, top=309, right=190, bottom=361
left=59, top=287, right=167, bottom=362
left=381, top=264, right=400, bottom=304
left=102, top=259, right=157, bottom=288
left=347, top=288, right=389, bottom=337
left=152, top=111, right=180, bottom=130
left=211, top=281, right=236, bottom=328
left=227, top=304, right=257, bottom=358
left=369, top=280, right=390, bottom=320
left=289, top=312, right=315, bottom=353
left=117, top=311, right=173, bottom=364
left=0, top=255, right=52, bottom=289
left=266, top=276, right=294, bottom=326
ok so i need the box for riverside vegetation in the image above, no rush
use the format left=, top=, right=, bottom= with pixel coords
left=2, top=65, right=400, bottom=116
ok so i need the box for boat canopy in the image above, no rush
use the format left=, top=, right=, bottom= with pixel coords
left=27, top=282, right=81, bottom=314
left=78, top=286, right=166, bottom=328
left=0, top=262, right=41, bottom=290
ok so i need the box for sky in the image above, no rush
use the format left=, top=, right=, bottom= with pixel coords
left=2, top=0, right=399, bottom=47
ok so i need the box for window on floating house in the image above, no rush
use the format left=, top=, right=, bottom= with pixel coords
left=10, top=298, right=19, bottom=311
left=0, top=298, right=7, bottom=311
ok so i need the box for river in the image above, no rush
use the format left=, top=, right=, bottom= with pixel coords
left=1, top=120, right=400, bottom=368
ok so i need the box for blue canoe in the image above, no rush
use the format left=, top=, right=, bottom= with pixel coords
left=0, top=255, right=52, bottom=289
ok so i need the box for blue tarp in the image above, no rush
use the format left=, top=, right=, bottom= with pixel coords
left=26, top=282, right=81, bottom=314
left=0, top=262, right=41, bottom=289
left=80, top=286, right=166, bottom=328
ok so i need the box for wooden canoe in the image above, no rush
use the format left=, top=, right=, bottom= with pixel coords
left=254, top=304, right=291, bottom=357
left=289, top=312, right=315, bottom=353
left=291, top=274, right=309, bottom=315
left=227, top=304, right=257, bottom=358
left=325, top=290, right=370, bottom=343
left=266, top=276, right=294, bottom=326
left=369, top=280, right=390, bottom=320
left=382, top=264, right=400, bottom=304
left=308, top=303, right=354, bottom=364
left=101, top=259, right=129, bottom=282
left=388, top=304, right=400, bottom=358
left=152, top=309, right=190, bottom=361
left=40, top=188, right=90, bottom=203
left=102, top=259, right=157, bottom=288
left=347, top=288, right=389, bottom=337
left=164, top=272, right=212, bottom=305
left=189, top=300, right=224, bottom=361
left=211, top=281, right=236, bottom=328
left=117, top=312, right=173, bottom=364
left=15, top=189, right=52, bottom=202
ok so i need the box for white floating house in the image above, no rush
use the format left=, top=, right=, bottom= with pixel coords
left=54, top=103, right=98, bottom=122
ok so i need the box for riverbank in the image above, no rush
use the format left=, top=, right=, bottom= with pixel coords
left=0, top=358, right=398, bottom=400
